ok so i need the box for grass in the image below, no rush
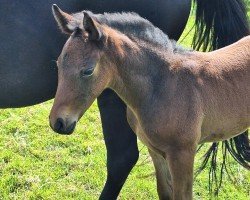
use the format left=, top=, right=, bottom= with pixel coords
left=0, top=12, right=249, bottom=200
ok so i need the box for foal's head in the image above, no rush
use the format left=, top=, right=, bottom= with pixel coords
left=50, top=5, right=112, bottom=134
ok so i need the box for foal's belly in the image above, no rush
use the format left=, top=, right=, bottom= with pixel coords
left=200, top=118, right=249, bottom=143
left=199, top=85, right=250, bottom=143
left=200, top=126, right=249, bottom=143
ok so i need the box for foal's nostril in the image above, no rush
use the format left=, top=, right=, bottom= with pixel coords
left=68, top=121, right=76, bottom=133
left=53, top=118, right=76, bottom=135
left=54, top=118, right=65, bottom=133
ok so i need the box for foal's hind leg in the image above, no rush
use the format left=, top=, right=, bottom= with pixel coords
left=166, top=146, right=196, bottom=200
left=148, top=149, right=172, bottom=200
left=97, top=89, right=139, bottom=200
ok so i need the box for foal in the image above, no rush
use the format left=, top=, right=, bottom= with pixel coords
left=49, top=5, right=250, bottom=199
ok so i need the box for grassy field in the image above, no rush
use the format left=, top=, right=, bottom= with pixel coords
left=0, top=11, right=249, bottom=200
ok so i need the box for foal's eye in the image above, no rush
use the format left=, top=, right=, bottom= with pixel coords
left=81, top=68, right=94, bottom=77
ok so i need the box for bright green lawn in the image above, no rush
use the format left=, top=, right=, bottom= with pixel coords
left=0, top=12, right=249, bottom=200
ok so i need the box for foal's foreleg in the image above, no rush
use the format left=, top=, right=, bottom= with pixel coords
left=166, top=146, right=196, bottom=200
left=149, top=149, right=173, bottom=200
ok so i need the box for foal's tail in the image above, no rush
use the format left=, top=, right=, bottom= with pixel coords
left=193, top=0, right=250, bottom=195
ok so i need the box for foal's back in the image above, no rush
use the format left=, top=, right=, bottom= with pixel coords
left=207, top=36, right=250, bottom=69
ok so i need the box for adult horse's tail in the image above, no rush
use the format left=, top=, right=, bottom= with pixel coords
left=193, top=0, right=249, bottom=51
left=192, top=0, right=250, bottom=195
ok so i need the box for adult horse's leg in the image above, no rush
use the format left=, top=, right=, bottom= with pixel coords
left=193, top=0, right=250, bottom=192
left=97, top=89, right=139, bottom=200
left=148, top=149, right=172, bottom=200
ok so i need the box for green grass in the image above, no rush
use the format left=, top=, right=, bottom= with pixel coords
left=0, top=13, right=249, bottom=200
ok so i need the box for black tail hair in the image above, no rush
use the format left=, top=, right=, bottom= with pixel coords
left=193, top=0, right=250, bottom=196
left=193, top=0, right=249, bottom=51
left=196, top=132, right=250, bottom=196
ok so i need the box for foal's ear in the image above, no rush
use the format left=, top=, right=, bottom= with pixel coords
left=52, top=4, right=77, bottom=34
left=83, top=12, right=103, bottom=41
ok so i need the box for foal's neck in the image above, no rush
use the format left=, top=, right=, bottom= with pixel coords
left=103, top=29, right=176, bottom=111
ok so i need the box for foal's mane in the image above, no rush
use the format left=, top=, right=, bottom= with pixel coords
left=72, top=11, right=189, bottom=54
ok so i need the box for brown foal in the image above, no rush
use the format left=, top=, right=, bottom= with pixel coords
left=49, top=5, right=250, bottom=200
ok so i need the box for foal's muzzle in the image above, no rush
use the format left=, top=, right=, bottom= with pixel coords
left=52, top=118, right=76, bottom=135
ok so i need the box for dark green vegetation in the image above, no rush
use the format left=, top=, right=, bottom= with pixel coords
left=0, top=14, right=249, bottom=200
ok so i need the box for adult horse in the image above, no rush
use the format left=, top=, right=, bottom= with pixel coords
left=0, top=0, right=190, bottom=107
left=0, top=0, right=249, bottom=199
